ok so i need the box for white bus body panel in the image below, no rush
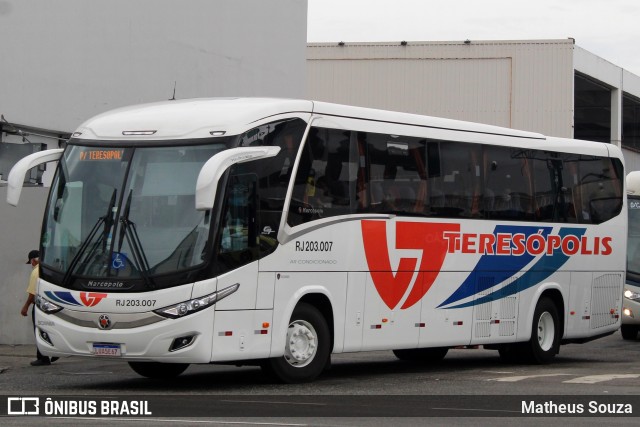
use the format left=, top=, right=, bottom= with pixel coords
left=267, top=212, right=625, bottom=354
left=35, top=279, right=215, bottom=363
left=74, top=98, right=314, bottom=141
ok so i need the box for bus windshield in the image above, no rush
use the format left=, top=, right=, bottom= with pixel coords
left=41, top=142, right=231, bottom=287
left=628, top=196, right=640, bottom=278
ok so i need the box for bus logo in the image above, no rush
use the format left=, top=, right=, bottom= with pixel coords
left=361, top=220, right=459, bottom=310
left=262, top=226, right=276, bottom=235
left=80, top=292, right=108, bottom=307
left=98, top=314, right=112, bottom=330
left=7, top=397, right=39, bottom=415
left=362, top=221, right=613, bottom=311
left=45, top=291, right=107, bottom=307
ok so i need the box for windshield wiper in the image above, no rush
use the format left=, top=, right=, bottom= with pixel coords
left=118, top=190, right=155, bottom=289
left=62, top=189, right=117, bottom=286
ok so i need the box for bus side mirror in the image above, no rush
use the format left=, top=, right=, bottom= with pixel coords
left=195, top=146, right=280, bottom=210
left=6, top=148, right=64, bottom=206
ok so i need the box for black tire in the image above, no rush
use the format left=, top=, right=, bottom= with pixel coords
left=261, top=303, right=331, bottom=383
left=621, top=325, right=639, bottom=340
left=521, top=297, right=561, bottom=364
left=128, top=361, right=189, bottom=379
left=393, top=347, right=448, bottom=362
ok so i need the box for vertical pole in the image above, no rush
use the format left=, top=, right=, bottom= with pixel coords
left=610, top=77, right=623, bottom=148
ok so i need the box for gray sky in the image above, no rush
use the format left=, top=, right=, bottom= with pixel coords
left=308, top=0, right=640, bottom=76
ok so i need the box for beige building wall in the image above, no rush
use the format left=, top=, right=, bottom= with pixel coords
left=308, top=39, right=575, bottom=138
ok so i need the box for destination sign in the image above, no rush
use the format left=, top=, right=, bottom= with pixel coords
left=79, top=149, right=124, bottom=161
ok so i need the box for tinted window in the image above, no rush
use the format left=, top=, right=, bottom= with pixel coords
left=482, top=146, right=534, bottom=221
left=289, top=127, right=357, bottom=226
left=628, top=196, right=640, bottom=277
left=572, top=156, right=623, bottom=224
left=530, top=153, right=562, bottom=222
left=286, top=125, right=623, bottom=226
left=430, top=141, right=482, bottom=218
left=214, top=118, right=306, bottom=274
left=216, top=173, right=259, bottom=273
left=365, top=132, right=427, bottom=215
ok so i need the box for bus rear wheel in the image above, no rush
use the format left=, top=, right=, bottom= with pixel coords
left=393, top=347, right=448, bottom=362
left=621, top=325, right=639, bottom=340
left=262, top=303, right=330, bottom=383
left=521, top=297, right=560, bottom=364
left=128, top=361, right=189, bottom=379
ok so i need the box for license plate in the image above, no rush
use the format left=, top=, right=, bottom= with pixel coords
left=93, top=343, right=121, bottom=357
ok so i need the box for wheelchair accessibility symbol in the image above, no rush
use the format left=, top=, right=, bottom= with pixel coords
left=112, top=252, right=126, bottom=270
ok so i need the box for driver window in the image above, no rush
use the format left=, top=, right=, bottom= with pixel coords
left=216, top=172, right=259, bottom=272
left=288, top=127, right=357, bottom=226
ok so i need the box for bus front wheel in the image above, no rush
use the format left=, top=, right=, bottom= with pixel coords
left=128, top=361, right=189, bottom=379
left=522, top=297, right=560, bottom=364
left=262, top=303, right=330, bottom=383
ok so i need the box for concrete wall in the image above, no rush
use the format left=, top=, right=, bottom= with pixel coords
left=308, top=39, right=575, bottom=138
left=0, top=0, right=307, bottom=132
left=0, top=0, right=308, bottom=344
left=0, top=186, right=49, bottom=345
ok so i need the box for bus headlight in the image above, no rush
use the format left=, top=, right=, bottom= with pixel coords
left=154, top=283, right=239, bottom=319
left=35, top=295, right=63, bottom=314
left=623, top=289, right=640, bottom=301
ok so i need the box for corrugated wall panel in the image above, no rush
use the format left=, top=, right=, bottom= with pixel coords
left=308, top=40, right=575, bottom=138
left=308, top=58, right=511, bottom=127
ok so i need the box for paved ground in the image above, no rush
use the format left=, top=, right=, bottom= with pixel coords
left=1, top=336, right=639, bottom=426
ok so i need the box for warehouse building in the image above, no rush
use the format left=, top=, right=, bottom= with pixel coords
left=307, top=39, right=640, bottom=171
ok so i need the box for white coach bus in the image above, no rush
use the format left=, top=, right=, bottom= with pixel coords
left=622, top=171, right=640, bottom=339
left=7, top=98, right=626, bottom=383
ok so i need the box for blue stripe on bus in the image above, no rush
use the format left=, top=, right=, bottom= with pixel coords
left=44, top=290, right=81, bottom=306
left=437, top=225, right=552, bottom=308
left=440, top=227, right=586, bottom=309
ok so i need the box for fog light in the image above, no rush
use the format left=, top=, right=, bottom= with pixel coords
left=39, top=329, right=53, bottom=346
left=169, top=335, right=195, bottom=352
left=623, top=308, right=633, bottom=318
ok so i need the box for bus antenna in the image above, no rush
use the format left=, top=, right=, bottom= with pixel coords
left=169, top=81, right=177, bottom=101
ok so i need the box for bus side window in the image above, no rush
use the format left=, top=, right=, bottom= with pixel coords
left=431, top=141, right=479, bottom=218
left=229, top=118, right=307, bottom=261
left=483, top=146, right=532, bottom=221
left=218, top=173, right=258, bottom=265
left=577, top=157, right=623, bottom=224
left=365, top=132, right=426, bottom=215
left=531, top=154, right=555, bottom=222
left=289, top=127, right=355, bottom=226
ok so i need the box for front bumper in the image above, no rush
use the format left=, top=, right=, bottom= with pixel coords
left=35, top=306, right=214, bottom=364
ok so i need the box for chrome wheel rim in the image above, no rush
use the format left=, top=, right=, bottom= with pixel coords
left=284, top=320, right=318, bottom=368
left=537, top=311, right=555, bottom=351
